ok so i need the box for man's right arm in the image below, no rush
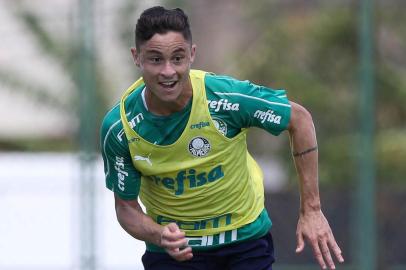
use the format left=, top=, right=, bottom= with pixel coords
left=101, top=109, right=141, bottom=199
left=114, top=194, right=193, bottom=261
left=100, top=109, right=193, bottom=261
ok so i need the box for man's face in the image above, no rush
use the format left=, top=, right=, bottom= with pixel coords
left=132, top=31, right=196, bottom=106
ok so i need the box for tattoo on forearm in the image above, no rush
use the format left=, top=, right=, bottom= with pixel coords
left=293, top=146, right=318, bottom=157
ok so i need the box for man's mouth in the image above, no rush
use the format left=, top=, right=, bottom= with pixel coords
left=159, top=81, right=177, bottom=88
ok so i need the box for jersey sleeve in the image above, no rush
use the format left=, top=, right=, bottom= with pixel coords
left=241, top=82, right=291, bottom=135
left=205, top=74, right=291, bottom=136
left=100, top=106, right=141, bottom=200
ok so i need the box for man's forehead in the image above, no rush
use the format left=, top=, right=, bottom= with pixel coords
left=143, top=45, right=187, bottom=54
left=139, top=31, right=191, bottom=53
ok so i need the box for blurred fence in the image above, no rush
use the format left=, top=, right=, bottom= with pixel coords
left=266, top=186, right=406, bottom=270
left=1, top=153, right=405, bottom=269
left=0, top=153, right=145, bottom=270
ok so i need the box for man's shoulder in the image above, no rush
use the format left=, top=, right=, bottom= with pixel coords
left=204, top=72, right=268, bottom=99
left=101, top=87, right=144, bottom=134
left=205, top=72, right=245, bottom=92
left=101, top=103, right=124, bottom=139
left=204, top=72, right=287, bottom=100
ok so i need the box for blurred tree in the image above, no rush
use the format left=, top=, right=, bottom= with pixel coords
left=230, top=5, right=358, bottom=186
left=16, top=5, right=109, bottom=150
left=2, top=0, right=405, bottom=184
left=232, top=2, right=406, bottom=185
left=116, top=0, right=138, bottom=48
left=0, top=2, right=133, bottom=151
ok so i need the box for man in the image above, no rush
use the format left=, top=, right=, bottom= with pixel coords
left=101, top=6, right=344, bottom=270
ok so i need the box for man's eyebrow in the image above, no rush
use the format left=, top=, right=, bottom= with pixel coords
left=143, top=47, right=187, bottom=55
left=144, top=49, right=163, bottom=55
left=173, top=48, right=186, bottom=53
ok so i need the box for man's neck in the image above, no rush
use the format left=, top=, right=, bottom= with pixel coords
left=144, top=81, right=193, bottom=116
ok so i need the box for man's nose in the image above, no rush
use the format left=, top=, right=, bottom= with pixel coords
left=160, top=61, right=176, bottom=78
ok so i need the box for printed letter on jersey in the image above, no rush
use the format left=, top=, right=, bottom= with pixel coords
left=149, top=165, right=224, bottom=196
left=114, top=156, right=128, bottom=191
left=253, top=110, right=282, bottom=124
left=207, top=99, right=240, bottom=112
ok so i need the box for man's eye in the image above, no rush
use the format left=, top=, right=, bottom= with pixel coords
left=150, top=57, right=161, bottom=63
left=173, top=56, right=184, bottom=63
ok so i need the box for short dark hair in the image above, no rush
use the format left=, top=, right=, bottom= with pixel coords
left=135, top=6, right=192, bottom=49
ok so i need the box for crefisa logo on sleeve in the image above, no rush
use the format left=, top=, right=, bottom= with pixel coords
left=188, top=136, right=211, bottom=157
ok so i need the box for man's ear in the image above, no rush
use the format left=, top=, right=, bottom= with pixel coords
left=130, top=47, right=140, bottom=67
left=190, top=44, right=197, bottom=64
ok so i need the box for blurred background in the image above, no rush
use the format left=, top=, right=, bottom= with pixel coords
left=0, top=0, right=405, bottom=269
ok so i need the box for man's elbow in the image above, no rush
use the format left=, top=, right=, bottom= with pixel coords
left=114, top=193, right=130, bottom=222
left=288, top=101, right=314, bottom=132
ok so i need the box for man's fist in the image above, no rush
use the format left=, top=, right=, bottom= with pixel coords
left=161, top=223, right=193, bottom=261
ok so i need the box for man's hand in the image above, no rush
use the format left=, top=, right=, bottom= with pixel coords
left=296, top=210, right=344, bottom=269
left=161, top=223, right=193, bottom=261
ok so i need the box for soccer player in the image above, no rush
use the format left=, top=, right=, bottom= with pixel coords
left=101, top=6, right=344, bottom=270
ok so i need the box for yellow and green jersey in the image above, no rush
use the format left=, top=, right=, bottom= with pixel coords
left=101, top=70, right=291, bottom=251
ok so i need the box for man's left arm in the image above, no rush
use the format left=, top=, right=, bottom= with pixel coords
left=288, top=101, right=344, bottom=270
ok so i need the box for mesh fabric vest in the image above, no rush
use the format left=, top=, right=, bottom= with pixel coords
left=120, top=70, right=265, bottom=236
